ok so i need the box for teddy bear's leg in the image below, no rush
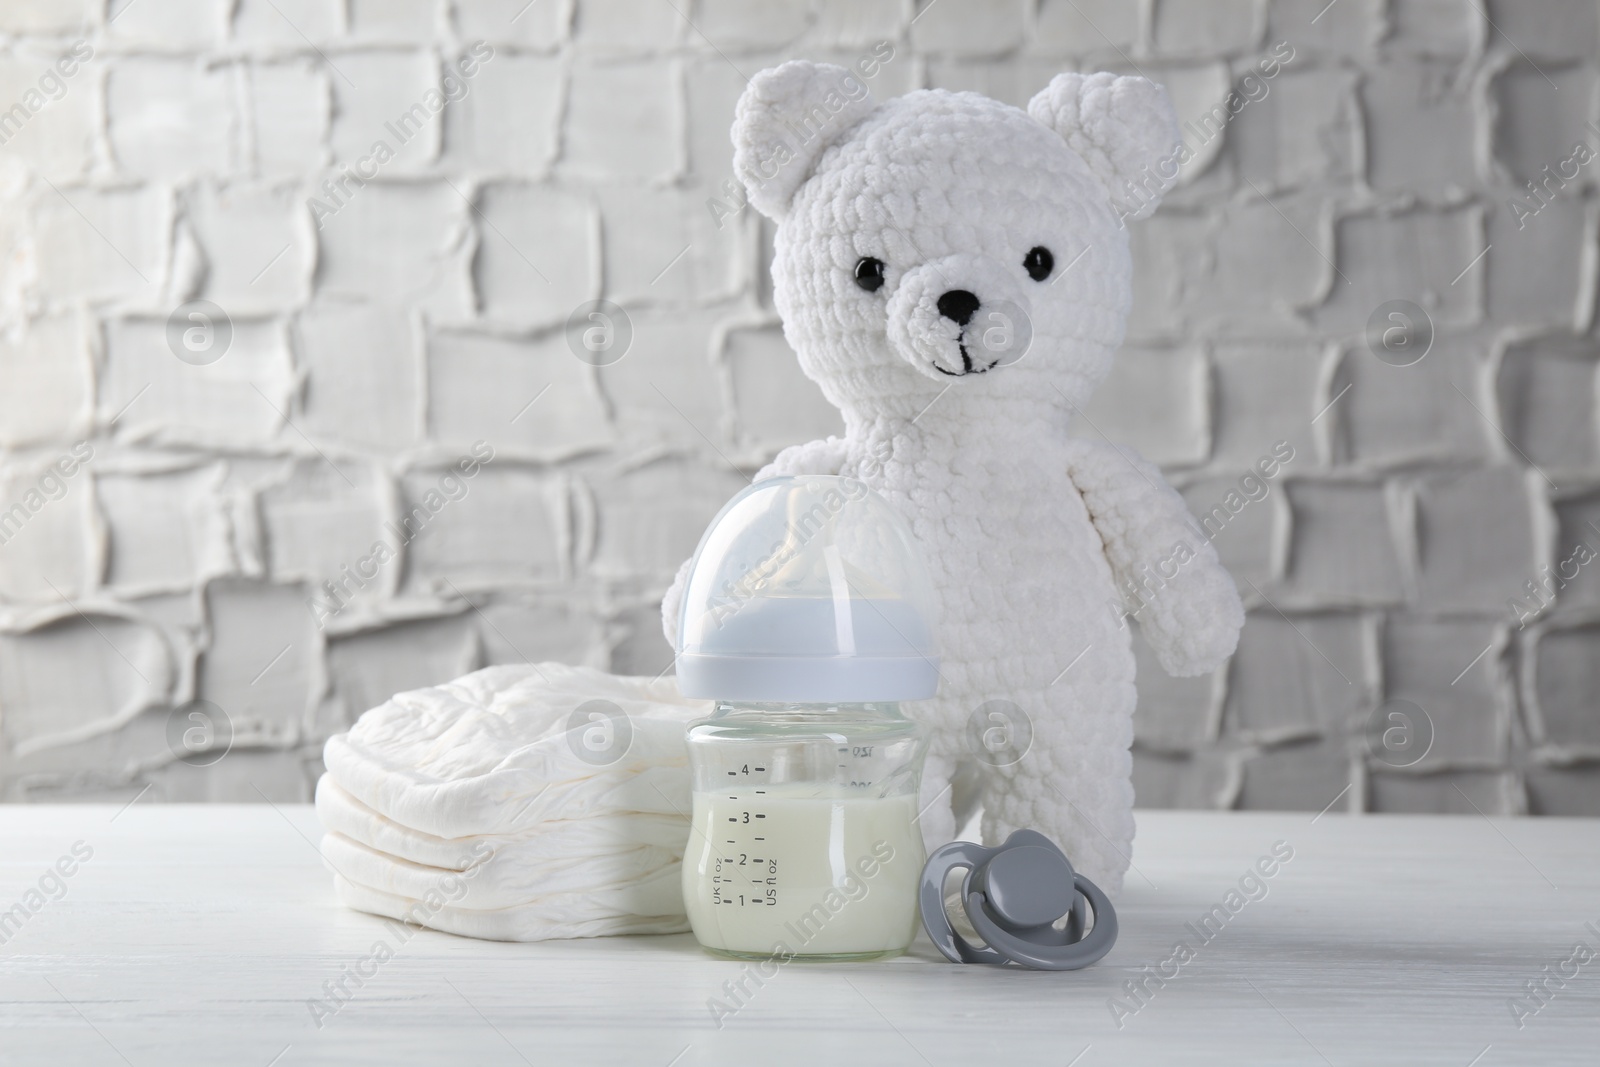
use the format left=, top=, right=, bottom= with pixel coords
left=978, top=679, right=1137, bottom=894
left=915, top=750, right=959, bottom=853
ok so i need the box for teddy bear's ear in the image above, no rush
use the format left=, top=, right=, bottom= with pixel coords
left=1027, top=72, right=1181, bottom=222
left=731, top=60, right=877, bottom=220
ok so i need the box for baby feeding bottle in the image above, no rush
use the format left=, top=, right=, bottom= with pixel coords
left=674, top=476, right=940, bottom=961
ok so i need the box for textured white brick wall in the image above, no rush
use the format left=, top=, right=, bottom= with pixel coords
left=1, top=0, right=1597, bottom=816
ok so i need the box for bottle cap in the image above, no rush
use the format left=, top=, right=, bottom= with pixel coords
left=674, top=476, right=940, bottom=703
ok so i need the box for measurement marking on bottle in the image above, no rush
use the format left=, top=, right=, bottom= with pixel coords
left=754, top=814, right=766, bottom=819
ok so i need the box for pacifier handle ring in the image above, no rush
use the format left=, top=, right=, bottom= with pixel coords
left=918, top=841, right=1007, bottom=965
left=1063, top=882, right=1089, bottom=942
left=965, top=872, right=1118, bottom=972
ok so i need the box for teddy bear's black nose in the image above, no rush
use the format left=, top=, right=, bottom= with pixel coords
left=936, top=289, right=980, bottom=326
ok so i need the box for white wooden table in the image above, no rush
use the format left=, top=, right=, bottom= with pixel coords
left=1, top=805, right=1596, bottom=1066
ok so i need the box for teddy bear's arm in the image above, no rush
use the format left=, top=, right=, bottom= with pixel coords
left=659, top=436, right=850, bottom=646
left=1063, top=438, right=1244, bottom=677
left=748, top=436, right=851, bottom=485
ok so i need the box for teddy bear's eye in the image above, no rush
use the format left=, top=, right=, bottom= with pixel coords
left=853, top=257, right=886, bottom=293
left=1023, top=246, right=1054, bottom=282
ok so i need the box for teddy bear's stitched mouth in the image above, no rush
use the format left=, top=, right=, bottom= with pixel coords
left=934, top=339, right=1004, bottom=377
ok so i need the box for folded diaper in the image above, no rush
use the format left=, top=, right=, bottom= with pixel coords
left=324, top=663, right=706, bottom=837
left=329, top=868, right=688, bottom=942
left=316, top=776, right=688, bottom=876
left=317, top=662, right=711, bottom=941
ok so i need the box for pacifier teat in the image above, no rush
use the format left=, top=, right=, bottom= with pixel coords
left=919, top=829, right=1117, bottom=970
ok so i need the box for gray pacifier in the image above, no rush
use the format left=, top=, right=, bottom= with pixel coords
left=919, top=829, right=1117, bottom=970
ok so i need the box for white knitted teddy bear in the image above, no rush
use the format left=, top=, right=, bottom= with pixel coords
left=665, top=62, right=1244, bottom=892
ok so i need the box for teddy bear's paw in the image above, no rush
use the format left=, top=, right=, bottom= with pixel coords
left=660, top=555, right=696, bottom=647
left=916, top=756, right=960, bottom=852
left=751, top=436, right=850, bottom=483
left=1144, top=569, right=1246, bottom=677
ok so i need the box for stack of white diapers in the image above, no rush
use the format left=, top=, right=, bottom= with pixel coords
left=316, top=662, right=710, bottom=941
